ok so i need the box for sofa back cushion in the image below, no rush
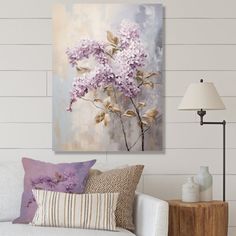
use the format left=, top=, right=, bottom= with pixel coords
left=0, top=162, right=24, bottom=221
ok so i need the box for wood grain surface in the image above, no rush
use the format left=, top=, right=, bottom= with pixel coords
left=168, top=200, right=228, bottom=236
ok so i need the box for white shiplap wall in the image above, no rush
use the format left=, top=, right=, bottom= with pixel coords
left=0, top=0, right=236, bottom=234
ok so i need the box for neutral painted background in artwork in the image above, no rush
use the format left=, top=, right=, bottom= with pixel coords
left=0, top=0, right=235, bottom=234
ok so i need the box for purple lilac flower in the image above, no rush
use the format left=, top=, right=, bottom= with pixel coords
left=66, top=20, right=148, bottom=111
left=113, top=41, right=147, bottom=97
left=31, top=176, right=56, bottom=189
left=67, top=64, right=115, bottom=111
left=63, top=171, right=76, bottom=178
left=118, top=20, right=140, bottom=49
left=31, top=172, right=70, bottom=190
left=66, top=39, right=108, bottom=66
left=64, top=182, right=77, bottom=193
left=28, top=172, right=78, bottom=207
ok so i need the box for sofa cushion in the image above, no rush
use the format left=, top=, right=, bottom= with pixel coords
left=32, top=190, right=119, bottom=231
left=0, top=222, right=135, bottom=236
left=85, top=165, right=144, bottom=231
left=0, top=161, right=24, bottom=221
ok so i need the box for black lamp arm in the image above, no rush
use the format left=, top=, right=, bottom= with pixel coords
left=197, top=109, right=226, bottom=202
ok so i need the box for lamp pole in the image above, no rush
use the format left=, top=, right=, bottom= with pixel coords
left=197, top=79, right=226, bottom=201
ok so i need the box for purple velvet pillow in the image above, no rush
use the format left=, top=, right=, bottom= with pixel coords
left=13, top=158, right=96, bottom=224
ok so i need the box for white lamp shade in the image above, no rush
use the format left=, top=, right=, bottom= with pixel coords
left=178, top=82, right=225, bottom=110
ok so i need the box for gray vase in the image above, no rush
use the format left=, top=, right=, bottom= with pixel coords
left=195, top=166, right=213, bottom=201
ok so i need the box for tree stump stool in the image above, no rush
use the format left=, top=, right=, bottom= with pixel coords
left=168, top=200, right=228, bottom=236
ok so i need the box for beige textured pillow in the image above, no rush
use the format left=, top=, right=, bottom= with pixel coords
left=85, top=165, right=144, bottom=231
left=32, top=189, right=119, bottom=231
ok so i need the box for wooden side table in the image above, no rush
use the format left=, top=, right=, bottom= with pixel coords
left=168, top=200, right=228, bottom=236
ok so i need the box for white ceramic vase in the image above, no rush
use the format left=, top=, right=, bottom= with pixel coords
left=182, top=177, right=200, bottom=202
left=195, top=166, right=213, bottom=201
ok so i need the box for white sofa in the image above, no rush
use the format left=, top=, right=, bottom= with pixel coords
left=0, top=160, right=169, bottom=236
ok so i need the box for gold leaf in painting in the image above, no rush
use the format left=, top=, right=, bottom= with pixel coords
left=145, top=108, right=158, bottom=119
left=113, top=36, right=119, bottom=45
left=144, top=72, right=159, bottom=79
left=112, top=105, right=122, bottom=113
left=141, top=120, right=149, bottom=126
left=104, top=113, right=110, bottom=127
left=142, top=108, right=158, bottom=124
left=107, top=104, right=113, bottom=110
left=107, top=31, right=119, bottom=45
left=143, top=81, right=154, bottom=88
left=137, top=120, right=148, bottom=127
left=138, top=102, right=146, bottom=109
left=112, top=48, right=119, bottom=55
left=136, top=70, right=144, bottom=78
left=107, top=31, right=114, bottom=43
left=123, top=110, right=136, bottom=117
left=136, top=77, right=143, bottom=82
left=142, top=114, right=152, bottom=124
left=103, top=97, right=111, bottom=108
left=104, top=86, right=113, bottom=97
left=76, top=66, right=91, bottom=74
left=94, top=98, right=102, bottom=103
left=103, top=85, right=109, bottom=91
left=95, top=112, right=105, bottom=124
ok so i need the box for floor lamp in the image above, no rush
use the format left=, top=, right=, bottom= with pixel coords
left=178, top=79, right=226, bottom=201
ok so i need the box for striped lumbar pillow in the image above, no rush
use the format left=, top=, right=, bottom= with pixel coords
left=31, top=189, right=119, bottom=231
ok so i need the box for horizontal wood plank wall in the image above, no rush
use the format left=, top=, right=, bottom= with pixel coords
left=0, top=0, right=235, bottom=235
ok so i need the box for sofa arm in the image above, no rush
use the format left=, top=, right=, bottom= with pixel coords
left=134, top=193, right=169, bottom=236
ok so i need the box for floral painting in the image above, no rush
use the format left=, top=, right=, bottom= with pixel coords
left=53, top=4, right=163, bottom=152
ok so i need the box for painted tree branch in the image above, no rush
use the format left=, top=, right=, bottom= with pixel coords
left=129, top=125, right=151, bottom=151
left=81, top=98, right=105, bottom=111
left=118, top=113, right=130, bottom=151
left=130, top=97, right=145, bottom=151
left=112, top=87, right=130, bottom=151
left=82, top=96, right=130, bottom=151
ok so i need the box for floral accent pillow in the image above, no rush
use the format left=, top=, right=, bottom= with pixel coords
left=13, top=158, right=96, bottom=224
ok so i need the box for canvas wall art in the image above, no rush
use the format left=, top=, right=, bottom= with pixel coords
left=53, top=4, right=163, bottom=152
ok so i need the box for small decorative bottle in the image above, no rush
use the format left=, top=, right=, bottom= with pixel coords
left=182, top=177, right=200, bottom=202
left=195, top=166, right=213, bottom=201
